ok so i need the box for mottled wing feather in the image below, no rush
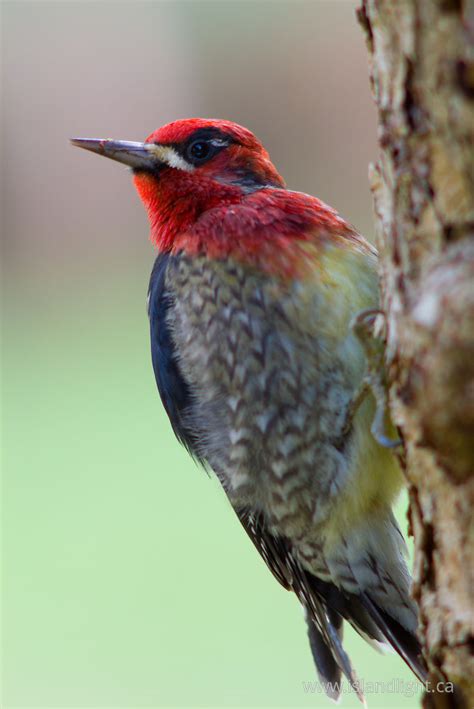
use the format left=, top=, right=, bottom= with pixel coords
left=236, top=508, right=293, bottom=590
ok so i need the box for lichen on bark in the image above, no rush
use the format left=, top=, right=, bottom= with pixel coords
left=357, top=1, right=474, bottom=705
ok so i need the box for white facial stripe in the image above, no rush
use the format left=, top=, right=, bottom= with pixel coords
left=147, top=144, right=194, bottom=172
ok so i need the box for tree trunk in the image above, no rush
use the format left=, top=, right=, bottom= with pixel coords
left=357, top=1, right=474, bottom=706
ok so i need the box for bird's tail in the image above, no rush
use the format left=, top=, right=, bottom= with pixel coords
left=359, top=593, right=427, bottom=683
left=302, top=510, right=428, bottom=701
left=297, top=573, right=367, bottom=703
left=303, top=573, right=427, bottom=704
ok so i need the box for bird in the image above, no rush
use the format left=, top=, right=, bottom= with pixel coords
left=71, top=118, right=427, bottom=702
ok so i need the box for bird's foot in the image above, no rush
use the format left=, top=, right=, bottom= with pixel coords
left=350, top=309, right=402, bottom=449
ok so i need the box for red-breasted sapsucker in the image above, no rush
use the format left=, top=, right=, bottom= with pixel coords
left=72, top=119, right=426, bottom=702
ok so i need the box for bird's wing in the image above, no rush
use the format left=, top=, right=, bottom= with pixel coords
left=237, top=507, right=293, bottom=590
left=147, top=252, right=204, bottom=463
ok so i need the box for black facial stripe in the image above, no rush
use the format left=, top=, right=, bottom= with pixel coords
left=163, top=127, right=236, bottom=166
left=180, top=127, right=236, bottom=152
left=133, top=128, right=236, bottom=175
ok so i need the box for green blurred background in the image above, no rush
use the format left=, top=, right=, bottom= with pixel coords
left=2, top=1, right=420, bottom=707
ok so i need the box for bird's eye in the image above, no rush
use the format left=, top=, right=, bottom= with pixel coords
left=187, top=140, right=211, bottom=162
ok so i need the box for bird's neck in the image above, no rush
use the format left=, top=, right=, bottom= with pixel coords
left=134, top=171, right=243, bottom=252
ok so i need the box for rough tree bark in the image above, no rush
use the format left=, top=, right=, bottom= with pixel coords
left=357, top=1, right=474, bottom=706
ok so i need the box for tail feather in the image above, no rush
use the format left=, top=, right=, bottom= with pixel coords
left=308, top=574, right=386, bottom=644
left=306, top=608, right=343, bottom=701
left=304, top=572, right=427, bottom=696
left=292, top=564, right=366, bottom=703
left=360, top=593, right=428, bottom=683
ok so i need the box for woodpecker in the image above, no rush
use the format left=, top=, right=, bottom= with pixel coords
left=72, top=119, right=426, bottom=702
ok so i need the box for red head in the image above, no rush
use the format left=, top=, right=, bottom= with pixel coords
left=135, top=118, right=285, bottom=251
left=71, top=118, right=362, bottom=279
left=72, top=119, right=285, bottom=252
left=144, top=118, right=283, bottom=189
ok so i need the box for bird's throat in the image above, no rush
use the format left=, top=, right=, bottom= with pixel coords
left=134, top=171, right=243, bottom=253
